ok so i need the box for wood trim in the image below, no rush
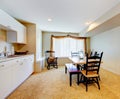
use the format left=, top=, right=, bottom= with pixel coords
left=84, top=38, right=87, bottom=53
left=51, top=35, right=86, bottom=39
left=50, top=35, right=53, bottom=51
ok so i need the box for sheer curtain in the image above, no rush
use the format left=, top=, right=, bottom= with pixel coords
left=52, top=37, right=85, bottom=57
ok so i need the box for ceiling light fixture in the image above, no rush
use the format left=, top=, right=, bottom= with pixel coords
left=48, top=18, right=52, bottom=22
left=85, top=22, right=91, bottom=25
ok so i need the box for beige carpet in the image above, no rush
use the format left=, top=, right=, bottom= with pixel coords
left=7, top=66, right=120, bottom=99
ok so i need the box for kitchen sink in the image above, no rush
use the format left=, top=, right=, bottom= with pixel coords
left=7, top=55, right=22, bottom=58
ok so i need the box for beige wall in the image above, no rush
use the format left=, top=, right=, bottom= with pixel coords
left=90, top=26, right=120, bottom=75
left=86, top=37, right=90, bottom=53
left=36, top=25, right=42, bottom=60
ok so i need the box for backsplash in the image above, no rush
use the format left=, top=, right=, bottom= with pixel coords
left=0, top=29, right=13, bottom=54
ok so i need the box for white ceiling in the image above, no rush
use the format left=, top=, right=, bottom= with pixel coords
left=0, top=0, right=119, bottom=33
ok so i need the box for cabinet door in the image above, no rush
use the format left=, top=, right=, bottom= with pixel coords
left=21, top=57, right=29, bottom=80
left=7, top=24, right=26, bottom=44
left=17, top=25, right=26, bottom=44
left=0, top=61, right=12, bottom=99
left=27, top=55, right=34, bottom=74
left=0, top=9, right=17, bottom=31
left=7, top=26, right=26, bottom=44
left=11, top=58, right=26, bottom=89
left=21, top=56, right=34, bottom=80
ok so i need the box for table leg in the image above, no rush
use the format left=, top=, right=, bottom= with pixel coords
left=70, top=73, right=72, bottom=86
left=77, top=73, right=79, bottom=85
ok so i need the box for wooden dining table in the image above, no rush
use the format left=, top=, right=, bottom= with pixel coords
left=69, top=57, right=88, bottom=71
left=69, top=57, right=86, bottom=64
left=69, top=56, right=100, bottom=65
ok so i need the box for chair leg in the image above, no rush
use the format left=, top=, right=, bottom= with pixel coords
left=56, top=64, right=58, bottom=69
left=65, top=66, right=67, bottom=74
left=70, top=73, right=72, bottom=86
left=96, top=77, right=100, bottom=90
left=98, top=75, right=101, bottom=80
left=47, top=65, right=50, bottom=70
left=86, top=77, right=88, bottom=92
left=80, top=74, right=84, bottom=83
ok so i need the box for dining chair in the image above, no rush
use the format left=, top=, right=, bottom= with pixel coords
left=89, top=51, right=98, bottom=59
left=80, top=52, right=103, bottom=91
left=89, top=51, right=102, bottom=80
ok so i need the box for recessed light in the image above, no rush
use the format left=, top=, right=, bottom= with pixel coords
left=85, top=22, right=91, bottom=25
left=48, top=18, right=52, bottom=22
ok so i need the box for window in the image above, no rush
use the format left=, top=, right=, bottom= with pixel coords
left=51, top=35, right=86, bottom=57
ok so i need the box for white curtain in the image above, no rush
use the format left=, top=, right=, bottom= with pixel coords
left=53, top=37, right=85, bottom=57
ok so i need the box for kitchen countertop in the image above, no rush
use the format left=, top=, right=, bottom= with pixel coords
left=0, top=54, right=34, bottom=63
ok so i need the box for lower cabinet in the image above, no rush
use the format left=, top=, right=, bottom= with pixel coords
left=0, top=61, right=12, bottom=99
left=0, top=54, right=34, bottom=99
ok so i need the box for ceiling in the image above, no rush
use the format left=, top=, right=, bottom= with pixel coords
left=0, top=0, right=120, bottom=33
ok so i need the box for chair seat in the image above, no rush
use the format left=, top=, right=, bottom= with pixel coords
left=81, top=70, right=99, bottom=77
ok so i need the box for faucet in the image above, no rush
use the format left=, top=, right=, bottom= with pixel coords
left=4, top=52, right=8, bottom=57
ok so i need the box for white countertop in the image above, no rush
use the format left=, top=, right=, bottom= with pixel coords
left=0, top=54, right=34, bottom=63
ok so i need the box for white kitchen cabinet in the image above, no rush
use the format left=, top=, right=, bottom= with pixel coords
left=27, top=55, right=34, bottom=74
left=11, top=55, right=34, bottom=92
left=11, top=58, right=24, bottom=90
left=7, top=24, right=26, bottom=44
left=0, top=54, right=34, bottom=99
left=0, top=9, right=26, bottom=44
left=0, top=60, right=13, bottom=99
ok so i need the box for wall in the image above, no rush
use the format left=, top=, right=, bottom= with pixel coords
left=36, top=25, right=42, bottom=60
left=91, top=26, right=120, bottom=75
left=35, top=26, right=43, bottom=72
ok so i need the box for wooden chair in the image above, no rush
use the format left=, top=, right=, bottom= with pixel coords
left=89, top=51, right=102, bottom=80
left=65, top=63, right=81, bottom=86
left=89, top=51, right=98, bottom=59
left=80, top=52, right=103, bottom=91
left=45, top=50, right=58, bottom=70
left=47, top=57, right=58, bottom=70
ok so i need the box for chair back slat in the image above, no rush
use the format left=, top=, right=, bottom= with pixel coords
left=85, top=52, right=103, bottom=75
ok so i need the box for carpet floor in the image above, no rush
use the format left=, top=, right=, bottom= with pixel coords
left=7, top=66, right=120, bottom=99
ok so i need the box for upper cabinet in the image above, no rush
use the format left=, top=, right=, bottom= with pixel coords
left=0, top=9, right=26, bottom=44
